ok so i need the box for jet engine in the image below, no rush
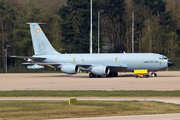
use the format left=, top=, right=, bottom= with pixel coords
left=91, top=66, right=110, bottom=75
left=27, top=64, right=44, bottom=69
left=24, top=58, right=33, bottom=62
left=61, top=65, right=79, bottom=74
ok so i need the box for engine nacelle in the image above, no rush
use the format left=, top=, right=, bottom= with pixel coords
left=27, top=64, right=44, bottom=69
left=61, top=65, right=79, bottom=74
left=91, top=66, right=110, bottom=75
left=24, top=58, right=33, bottom=62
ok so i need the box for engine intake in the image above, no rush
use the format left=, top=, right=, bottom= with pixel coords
left=91, top=66, right=110, bottom=75
left=61, top=65, right=79, bottom=74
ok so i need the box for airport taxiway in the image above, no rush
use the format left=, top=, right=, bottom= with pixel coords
left=0, top=71, right=180, bottom=91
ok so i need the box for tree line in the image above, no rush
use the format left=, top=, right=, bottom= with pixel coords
left=0, top=0, right=180, bottom=70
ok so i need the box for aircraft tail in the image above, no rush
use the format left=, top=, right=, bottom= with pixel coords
left=28, top=23, right=60, bottom=55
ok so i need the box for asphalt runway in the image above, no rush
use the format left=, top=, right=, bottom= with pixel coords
left=0, top=71, right=180, bottom=91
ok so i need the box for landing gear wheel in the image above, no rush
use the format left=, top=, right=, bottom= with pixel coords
left=111, top=72, right=115, bottom=77
left=89, top=73, right=95, bottom=78
left=106, top=72, right=118, bottom=77
left=114, top=72, right=118, bottom=77
left=151, top=73, right=157, bottom=77
left=106, top=74, right=110, bottom=77
left=96, top=75, right=102, bottom=78
left=144, top=75, right=149, bottom=78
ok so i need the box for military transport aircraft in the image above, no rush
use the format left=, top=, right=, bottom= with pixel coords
left=11, top=23, right=174, bottom=78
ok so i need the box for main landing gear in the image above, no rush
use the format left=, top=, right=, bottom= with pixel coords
left=106, top=72, right=118, bottom=77
left=89, top=72, right=118, bottom=78
left=89, top=73, right=102, bottom=78
left=89, top=73, right=96, bottom=78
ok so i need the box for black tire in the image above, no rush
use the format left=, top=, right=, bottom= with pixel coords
left=89, top=73, right=95, bottom=78
left=151, top=73, right=157, bottom=77
left=111, top=72, right=115, bottom=77
left=154, top=73, right=157, bottom=77
left=106, top=74, right=110, bottom=77
left=97, top=75, right=102, bottom=78
left=114, top=72, right=118, bottom=77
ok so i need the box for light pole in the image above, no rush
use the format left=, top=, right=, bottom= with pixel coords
left=5, top=45, right=11, bottom=73
left=132, top=10, right=134, bottom=53
left=98, top=9, right=101, bottom=53
left=5, top=49, right=7, bottom=73
left=90, top=0, right=93, bottom=54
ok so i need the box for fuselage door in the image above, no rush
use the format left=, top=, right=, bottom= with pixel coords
left=115, top=57, right=118, bottom=63
left=73, top=57, right=76, bottom=64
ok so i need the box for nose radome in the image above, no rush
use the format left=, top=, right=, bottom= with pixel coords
left=168, top=60, right=174, bottom=67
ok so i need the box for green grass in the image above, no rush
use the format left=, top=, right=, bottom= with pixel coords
left=1, top=90, right=180, bottom=97
left=0, top=100, right=180, bottom=120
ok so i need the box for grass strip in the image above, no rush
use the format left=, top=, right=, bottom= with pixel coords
left=0, top=100, right=180, bottom=120
left=0, top=90, right=180, bottom=97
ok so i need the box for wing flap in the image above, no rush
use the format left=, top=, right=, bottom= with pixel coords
left=106, top=64, right=127, bottom=69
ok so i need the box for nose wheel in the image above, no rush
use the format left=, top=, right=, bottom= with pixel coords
left=151, top=72, right=157, bottom=77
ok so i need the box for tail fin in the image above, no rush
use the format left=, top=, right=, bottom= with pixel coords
left=28, top=23, right=60, bottom=55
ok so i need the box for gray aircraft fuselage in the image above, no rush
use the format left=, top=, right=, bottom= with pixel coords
left=34, top=53, right=169, bottom=72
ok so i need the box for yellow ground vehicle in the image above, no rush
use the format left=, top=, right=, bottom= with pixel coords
left=134, top=69, right=148, bottom=78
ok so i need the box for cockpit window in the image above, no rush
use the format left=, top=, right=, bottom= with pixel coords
left=159, top=57, right=167, bottom=60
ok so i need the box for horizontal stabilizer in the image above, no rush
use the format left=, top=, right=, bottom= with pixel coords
left=22, top=63, right=36, bottom=66
left=10, top=56, right=46, bottom=60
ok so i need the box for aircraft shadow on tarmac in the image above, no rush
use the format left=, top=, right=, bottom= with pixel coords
left=37, top=74, right=135, bottom=78
left=37, top=73, right=178, bottom=78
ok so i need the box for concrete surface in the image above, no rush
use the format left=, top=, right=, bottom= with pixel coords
left=0, top=71, right=180, bottom=91
left=48, top=114, right=180, bottom=120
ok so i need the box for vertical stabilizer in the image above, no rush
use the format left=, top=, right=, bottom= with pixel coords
left=28, top=23, right=60, bottom=55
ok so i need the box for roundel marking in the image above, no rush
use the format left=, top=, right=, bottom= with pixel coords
left=53, top=59, right=56, bottom=62
left=36, top=29, right=40, bottom=33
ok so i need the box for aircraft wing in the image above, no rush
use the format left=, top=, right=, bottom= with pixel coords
left=23, top=62, right=127, bottom=71
left=10, top=56, right=46, bottom=60
left=37, top=63, right=61, bottom=68
left=106, top=64, right=128, bottom=69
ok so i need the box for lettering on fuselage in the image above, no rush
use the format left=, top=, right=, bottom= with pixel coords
left=144, top=61, right=158, bottom=63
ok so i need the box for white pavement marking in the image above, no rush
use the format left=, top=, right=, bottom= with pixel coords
left=48, top=114, right=180, bottom=120
left=0, top=97, right=180, bottom=104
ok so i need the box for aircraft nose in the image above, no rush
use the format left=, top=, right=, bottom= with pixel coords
left=168, top=60, right=174, bottom=67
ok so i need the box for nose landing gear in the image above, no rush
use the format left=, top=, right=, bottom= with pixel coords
left=151, top=72, right=157, bottom=77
